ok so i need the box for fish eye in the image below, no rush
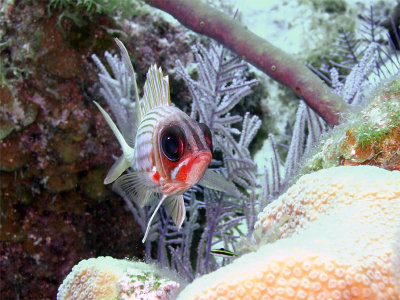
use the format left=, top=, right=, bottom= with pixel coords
left=199, top=123, right=213, bottom=152
left=161, top=125, right=185, bottom=162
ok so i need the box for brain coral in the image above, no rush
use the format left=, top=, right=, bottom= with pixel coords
left=57, top=256, right=181, bottom=299
left=177, top=165, right=400, bottom=299
left=57, top=256, right=131, bottom=299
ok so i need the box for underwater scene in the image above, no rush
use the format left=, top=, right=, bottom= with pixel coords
left=1, top=0, right=399, bottom=299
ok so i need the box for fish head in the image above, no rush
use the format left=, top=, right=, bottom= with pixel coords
left=153, top=107, right=213, bottom=194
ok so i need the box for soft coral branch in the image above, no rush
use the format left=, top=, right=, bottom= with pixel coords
left=143, top=0, right=353, bottom=125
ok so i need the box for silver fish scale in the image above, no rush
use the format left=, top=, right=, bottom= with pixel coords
left=133, top=106, right=178, bottom=171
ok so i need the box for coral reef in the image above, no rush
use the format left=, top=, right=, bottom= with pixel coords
left=58, top=165, right=400, bottom=299
left=0, top=1, right=199, bottom=298
left=177, top=165, right=400, bottom=299
left=0, top=85, right=38, bottom=140
left=306, top=76, right=400, bottom=171
left=2, top=0, right=398, bottom=299
left=57, top=256, right=182, bottom=300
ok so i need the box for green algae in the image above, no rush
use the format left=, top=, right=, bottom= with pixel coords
left=0, top=86, right=38, bottom=140
left=61, top=142, right=81, bottom=164
left=82, top=167, right=108, bottom=200
left=0, top=118, right=15, bottom=139
left=48, top=0, right=145, bottom=21
left=44, top=167, right=78, bottom=193
left=0, top=134, right=29, bottom=172
left=15, top=185, right=33, bottom=206
left=306, top=0, right=347, bottom=13
left=303, top=75, right=400, bottom=172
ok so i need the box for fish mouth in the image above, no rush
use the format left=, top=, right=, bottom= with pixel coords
left=187, top=151, right=212, bottom=183
left=163, top=151, right=211, bottom=195
left=166, top=151, right=211, bottom=195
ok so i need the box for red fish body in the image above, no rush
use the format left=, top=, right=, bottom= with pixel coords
left=94, top=40, right=218, bottom=242
left=135, top=105, right=212, bottom=195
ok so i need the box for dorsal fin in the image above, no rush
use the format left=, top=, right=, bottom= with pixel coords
left=141, top=64, right=171, bottom=116
left=114, top=38, right=142, bottom=122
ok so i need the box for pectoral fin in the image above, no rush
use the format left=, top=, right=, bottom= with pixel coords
left=165, top=194, right=186, bottom=229
left=112, top=172, right=158, bottom=207
left=199, top=170, right=242, bottom=198
left=104, top=156, right=130, bottom=184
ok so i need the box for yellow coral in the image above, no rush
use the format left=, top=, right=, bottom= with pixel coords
left=177, top=166, right=400, bottom=299
left=57, top=256, right=130, bottom=300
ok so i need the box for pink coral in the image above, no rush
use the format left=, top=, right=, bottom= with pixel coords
left=118, top=268, right=180, bottom=300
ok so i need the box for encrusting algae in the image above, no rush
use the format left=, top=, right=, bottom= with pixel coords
left=58, top=165, right=400, bottom=299
left=306, top=76, right=400, bottom=172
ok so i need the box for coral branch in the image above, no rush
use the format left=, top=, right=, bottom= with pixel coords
left=143, top=0, right=353, bottom=125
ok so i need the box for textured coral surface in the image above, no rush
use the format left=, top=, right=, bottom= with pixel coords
left=57, top=257, right=127, bottom=300
left=177, top=166, right=400, bottom=299
left=57, top=256, right=181, bottom=300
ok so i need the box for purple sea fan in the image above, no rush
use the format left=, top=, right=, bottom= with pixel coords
left=176, top=42, right=261, bottom=189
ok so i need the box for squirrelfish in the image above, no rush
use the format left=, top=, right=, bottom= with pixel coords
left=94, top=39, right=236, bottom=243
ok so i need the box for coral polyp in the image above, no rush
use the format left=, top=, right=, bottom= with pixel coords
left=177, top=166, right=400, bottom=299
left=57, top=256, right=182, bottom=300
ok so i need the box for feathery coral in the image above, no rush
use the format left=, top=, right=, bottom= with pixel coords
left=177, top=166, right=400, bottom=299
